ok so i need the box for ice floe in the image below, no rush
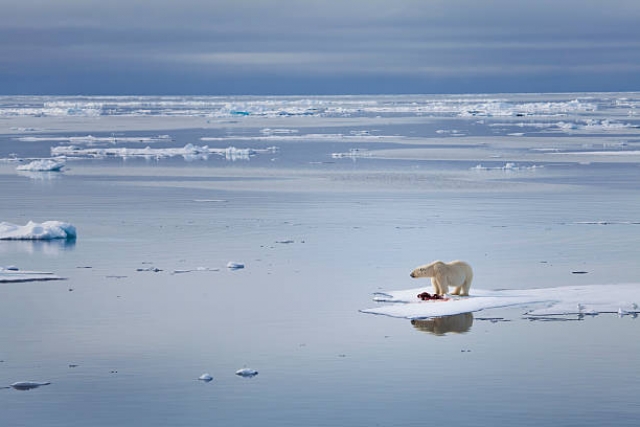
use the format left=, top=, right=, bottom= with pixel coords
left=8, top=381, right=51, bottom=391
left=470, top=162, right=543, bottom=171
left=361, top=284, right=640, bottom=319
left=492, top=119, right=637, bottom=134
left=226, top=262, right=245, bottom=270
left=201, top=133, right=397, bottom=143
left=0, top=267, right=65, bottom=283
left=198, top=373, right=213, bottom=382
left=17, top=134, right=172, bottom=144
left=331, top=148, right=373, bottom=159
left=16, top=158, right=65, bottom=172
left=171, top=267, right=220, bottom=274
left=235, top=368, right=258, bottom=378
left=50, top=144, right=277, bottom=161
left=0, top=221, right=77, bottom=240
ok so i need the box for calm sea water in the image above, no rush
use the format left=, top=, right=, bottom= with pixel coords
left=1, top=93, right=639, bottom=426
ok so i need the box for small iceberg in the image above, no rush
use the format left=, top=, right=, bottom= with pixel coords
left=16, top=159, right=65, bottom=172
left=0, top=221, right=77, bottom=240
left=198, top=373, right=214, bottom=382
left=9, top=381, right=51, bottom=391
left=227, top=262, right=245, bottom=270
left=235, top=368, right=258, bottom=378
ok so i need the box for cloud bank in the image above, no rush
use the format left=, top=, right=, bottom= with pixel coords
left=2, top=0, right=640, bottom=94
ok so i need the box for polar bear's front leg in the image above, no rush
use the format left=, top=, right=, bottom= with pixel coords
left=432, top=277, right=448, bottom=295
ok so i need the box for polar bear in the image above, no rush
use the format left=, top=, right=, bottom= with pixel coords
left=410, top=260, right=473, bottom=296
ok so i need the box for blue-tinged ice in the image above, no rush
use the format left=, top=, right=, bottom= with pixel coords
left=0, top=221, right=76, bottom=240
left=16, top=159, right=65, bottom=172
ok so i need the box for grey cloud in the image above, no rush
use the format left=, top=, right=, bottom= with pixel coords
left=2, top=0, right=640, bottom=94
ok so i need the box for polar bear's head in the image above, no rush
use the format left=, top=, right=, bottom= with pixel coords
left=410, top=260, right=443, bottom=278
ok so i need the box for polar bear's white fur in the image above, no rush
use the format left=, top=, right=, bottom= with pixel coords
left=410, top=260, right=473, bottom=296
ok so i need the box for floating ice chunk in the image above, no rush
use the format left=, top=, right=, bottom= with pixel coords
left=470, top=163, right=543, bottom=172
left=331, top=148, right=372, bottom=158
left=224, top=147, right=254, bottom=161
left=10, top=381, right=51, bottom=391
left=198, top=373, right=214, bottom=382
left=16, top=159, right=65, bottom=172
left=235, top=368, right=258, bottom=377
left=171, top=267, right=220, bottom=274
left=260, top=128, right=298, bottom=135
left=0, top=221, right=76, bottom=241
left=136, top=267, right=162, bottom=272
left=227, top=262, right=245, bottom=270
left=363, top=284, right=640, bottom=319
left=0, top=267, right=64, bottom=283
left=50, top=144, right=274, bottom=162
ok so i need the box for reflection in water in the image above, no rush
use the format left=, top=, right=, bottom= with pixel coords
left=411, top=313, right=474, bottom=336
left=0, top=238, right=76, bottom=255
left=17, top=170, right=63, bottom=180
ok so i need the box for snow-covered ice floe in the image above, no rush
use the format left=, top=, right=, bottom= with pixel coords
left=198, top=373, right=214, bottom=382
left=0, top=267, right=65, bottom=283
left=0, top=221, right=77, bottom=240
left=16, top=159, right=65, bottom=172
left=226, top=262, right=245, bottom=270
left=235, top=368, right=258, bottom=378
left=361, top=284, right=640, bottom=319
left=470, top=162, right=543, bottom=171
left=7, top=381, right=51, bottom=391
left=331, top=148, right=373, bottom=159
left=50, top=144, right=277, bottom=161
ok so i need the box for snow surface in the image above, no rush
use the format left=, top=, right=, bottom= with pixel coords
left=361, top=284, right=640, bottom=319
left=16, top=159, right=65, bottom=172
left=0, top=221, right=77, bottom=240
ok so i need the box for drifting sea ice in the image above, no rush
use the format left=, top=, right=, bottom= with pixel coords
left=0, top=221, right=76, bottom=240
left=470, top=163, right=543, bottom=171
left=361, top=284, right=640, bottom=319
left=49, top=144, right=277, bottom=161
left=198, top=373, right=213, bottom=382
left=0, top=266, right=64, bottom=283
left=235, top=368, right=258, bottom=378
left=16, top=159, right=65, bottom=172
left=6, top=381, right=51, bottom=391
left=226, top=262, right=245, bottom=270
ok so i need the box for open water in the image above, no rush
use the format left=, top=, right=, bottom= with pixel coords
left=1, top=93, right=639, bottom=426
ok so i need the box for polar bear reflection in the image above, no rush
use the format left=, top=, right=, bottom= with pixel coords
left=411, top=313, right=474, bottom=336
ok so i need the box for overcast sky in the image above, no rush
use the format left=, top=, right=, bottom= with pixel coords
left=2, top=0, right=640, bottom=95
